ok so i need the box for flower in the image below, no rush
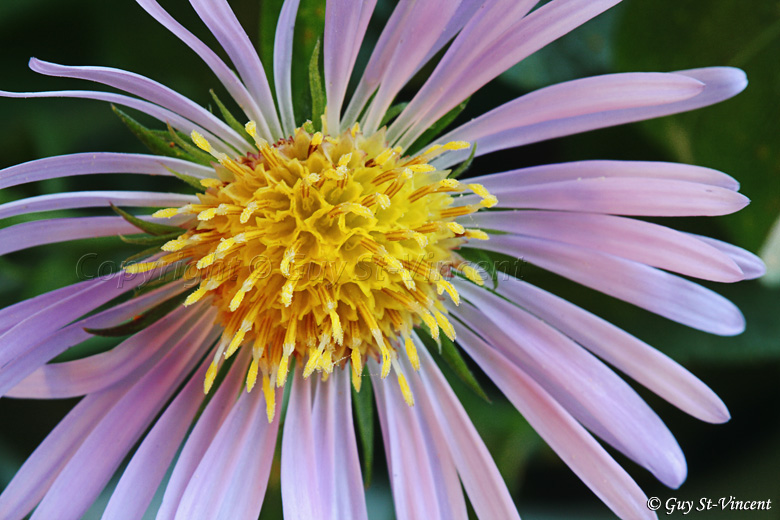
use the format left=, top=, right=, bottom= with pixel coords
left=0, top=0, right=764, bottom=519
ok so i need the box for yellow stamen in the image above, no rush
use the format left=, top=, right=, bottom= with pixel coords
left=246, top=358, right=259, bottom=392
left=204, top=361, right=218, bottom=394
left=263, top=373, right=276, bottom=423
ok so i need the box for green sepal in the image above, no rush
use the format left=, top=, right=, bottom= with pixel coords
left=449, top=142, right=477, bottom=179
left=309, top=39, right=325, bottom=131
left=84, top=292, right=188, bottom=337
left=418, top=327, right=490, bottom=403
left=169, top=168, right=206, bottom=191
left=110, top=203, right=186, bottom=237
left=119, top=231, right=184, bottom=247
left=113, top=106, right=193, bottom=161
left=407, top=97, right=470, bottom=155
left=164, top=123, right=214, bottom=167
left=458, top=246, right=499, bottom=290
left=121, top=245, right=164, bottom=268
left=380, top=102, right=408, bottom=127
left=209, top=90, right=253, bottom=142
left=352, top=371, right=375, bottom=488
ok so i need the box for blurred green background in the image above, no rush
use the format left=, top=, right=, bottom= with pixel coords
left=0, top=0, right=779, bottom=518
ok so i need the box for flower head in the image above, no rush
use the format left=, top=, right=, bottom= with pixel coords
left=0, top=1, right=765, bottom=520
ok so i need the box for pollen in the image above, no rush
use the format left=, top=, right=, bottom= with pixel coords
left=147, top=125, right=495, bottom=420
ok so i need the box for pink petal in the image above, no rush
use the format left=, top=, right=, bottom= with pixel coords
left=309, top=369, right=368, bottom=519
left=409, top=345, right=520, bottom=520
left=101, top=355, right=213, bottom=520
left=29, top=59, right=251, bottom=153
left=392, top=0, right=622, bottom=147
left=453, top=323, right=656, bottom=520
left=454, top=288, right=686, bottom=487
left=463, top=210, right=744, bottom=282
left=371, top=362, right=467, bottom=520
left=476, top=233, right=745, bottom=335
left=0, top=279, right=189, bottom=397
left=344, top=0, right=481, bottom=126
left=189, top=0, right=282, bottom=138
left=465, top=160, right=740, bottom=191
left=30, top=321, right=218, bottom=520
left=172, top=368, right=280, bottom=520
left=359, top=0, right=464, bottom=134
left=437, top=72, right=703, bottom=154
left=7, top=306, right=208, bottom=399
left=687, top=233, right=766, bottom=280
left=134, top=0, right=268, bottom=137
left=487, top=275, right=730, bottom=423
left=157, top=349, right=251, bottom=519
left=435, top=67, right=747, bottom=167
left=0, top=271, right=155, bottom=379
left=0, top=190, right=196, bottom=220
left=465, top=177, right=748, bottom=216
left=0, top=89, right=235, bottom=153
left=0, top=215, right=189, bottom=256
left=281, top=373, right=320, bottom=519
left=0, top=152, right=214, bottom=191
left=273, top=0, right=302, bottom=136
left=0, top=385, right=126, bottom=520
left=0, top=277, right=97, bottom=334
left=323, top=0, right=377, bottom=132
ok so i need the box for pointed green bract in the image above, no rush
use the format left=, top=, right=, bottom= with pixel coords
left=380, top=102, right=409, bottom=127
left=164, top=123, right=214, bottom=166
left=113, top=106, right=195, bottom=161
left=407, top=97, right=470, bottom=155
left=111, top=204, right=186, bottom=237
left=119, top=231, right=186, bottom=247
left=438, top=334, right=491, bottom=403
left=168, top=168, right=206, bottom=191
left=121, top=245, right=166, bottom=269
left=352, top=372, right=375, bottom=487
left=449, top=142, right=477, bottom=179
left=309, top=39, right=325, bottom=131
left=458, top=246, right=500, bottom=290
left=209, top=90, right=254, bottom=143
left=417, top=328, right=490, bottom=403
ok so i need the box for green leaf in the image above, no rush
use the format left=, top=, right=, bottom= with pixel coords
left=449, top=142, right=477, bottom=179
left=119, top=231, right=184, bottom=247
left=110, top=204, right=186, bottom=236
left=352, top=373, right=374, bottom=487
left=84, top=291, right=187, bottom=337
left=407, top=97, right=470, bottom=156
left=379, top=102, right=408, bottom=127
left=458, top=246, right=499, bottom=290
left=309, top=38, right=325, bottom=131
left=209, top=90, right=253, bottom=142
left=113, top=106, right=192, bottom=161
left=614, top=1, right=780, bottom=252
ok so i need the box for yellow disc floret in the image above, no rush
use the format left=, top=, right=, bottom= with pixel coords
left=132, top=123, right=493, bottom=421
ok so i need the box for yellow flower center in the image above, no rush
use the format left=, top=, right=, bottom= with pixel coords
left=128, top=123, right=494, bottom=421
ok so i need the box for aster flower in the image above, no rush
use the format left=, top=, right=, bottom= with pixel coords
left=0, top=0, right=765, bottom=519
